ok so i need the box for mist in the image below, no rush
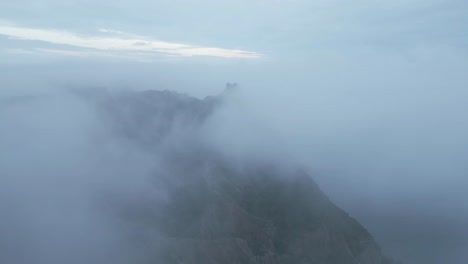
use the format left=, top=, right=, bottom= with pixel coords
left=0, top=91, right=165, bottom=263
left=210, top=53, right=468, bottom=263
left=2, top=54, right=467, bottom=263
left=2, top=0, right=468, bottom=263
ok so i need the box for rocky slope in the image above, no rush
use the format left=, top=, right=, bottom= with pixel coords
left=90, top=88, right=393, bottom=264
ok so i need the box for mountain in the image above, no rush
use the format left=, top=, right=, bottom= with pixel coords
left=85, top=88, right=394, bottom=264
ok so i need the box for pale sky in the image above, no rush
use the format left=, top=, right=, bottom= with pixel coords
left=1, top=0, right=466, bottom=62
left=1, top=0, right=466, bottom=95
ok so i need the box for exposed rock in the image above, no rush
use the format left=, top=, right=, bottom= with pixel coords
left=91, top=89, right=393, bottom=264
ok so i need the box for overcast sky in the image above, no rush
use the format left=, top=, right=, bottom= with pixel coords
left=1, top=0, right=467, bottom=96
left=1, top=1, right=468, bottom=263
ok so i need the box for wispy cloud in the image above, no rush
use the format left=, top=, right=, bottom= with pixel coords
left=98, top=28, right=125, bottom=35
left=0, top=24, right=262, bottom=59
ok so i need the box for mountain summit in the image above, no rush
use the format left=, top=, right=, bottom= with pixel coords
left=90, top=89, right=394, bottom=264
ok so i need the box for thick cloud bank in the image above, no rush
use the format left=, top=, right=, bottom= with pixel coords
left=0, top=78, right=467, bottom=264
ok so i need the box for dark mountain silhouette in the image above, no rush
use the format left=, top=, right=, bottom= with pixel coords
left=84, top=88, right=395, bottom=264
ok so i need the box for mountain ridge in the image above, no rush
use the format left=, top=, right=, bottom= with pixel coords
left=94, top=88, right=394, bottom=264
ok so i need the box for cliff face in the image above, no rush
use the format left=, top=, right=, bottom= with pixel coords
left=149, top=162, right=392, bottom=264
left=93, top=89, right=393, bottom=264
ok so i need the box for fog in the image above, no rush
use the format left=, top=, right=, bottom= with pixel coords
left=1, top=54, right=467, bottom=263
left=219, top=55, right=468, bottom=263
left=0, top=92, right=163, bottom=263
left=1, top=0, right=468, bottom=263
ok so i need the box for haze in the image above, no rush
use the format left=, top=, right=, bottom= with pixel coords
left=1, top=1, right=468, bottom=263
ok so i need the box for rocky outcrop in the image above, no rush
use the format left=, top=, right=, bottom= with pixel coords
left=150, top=162, right=393, bottom=264
left=93, top=89, right=393, bottom=264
